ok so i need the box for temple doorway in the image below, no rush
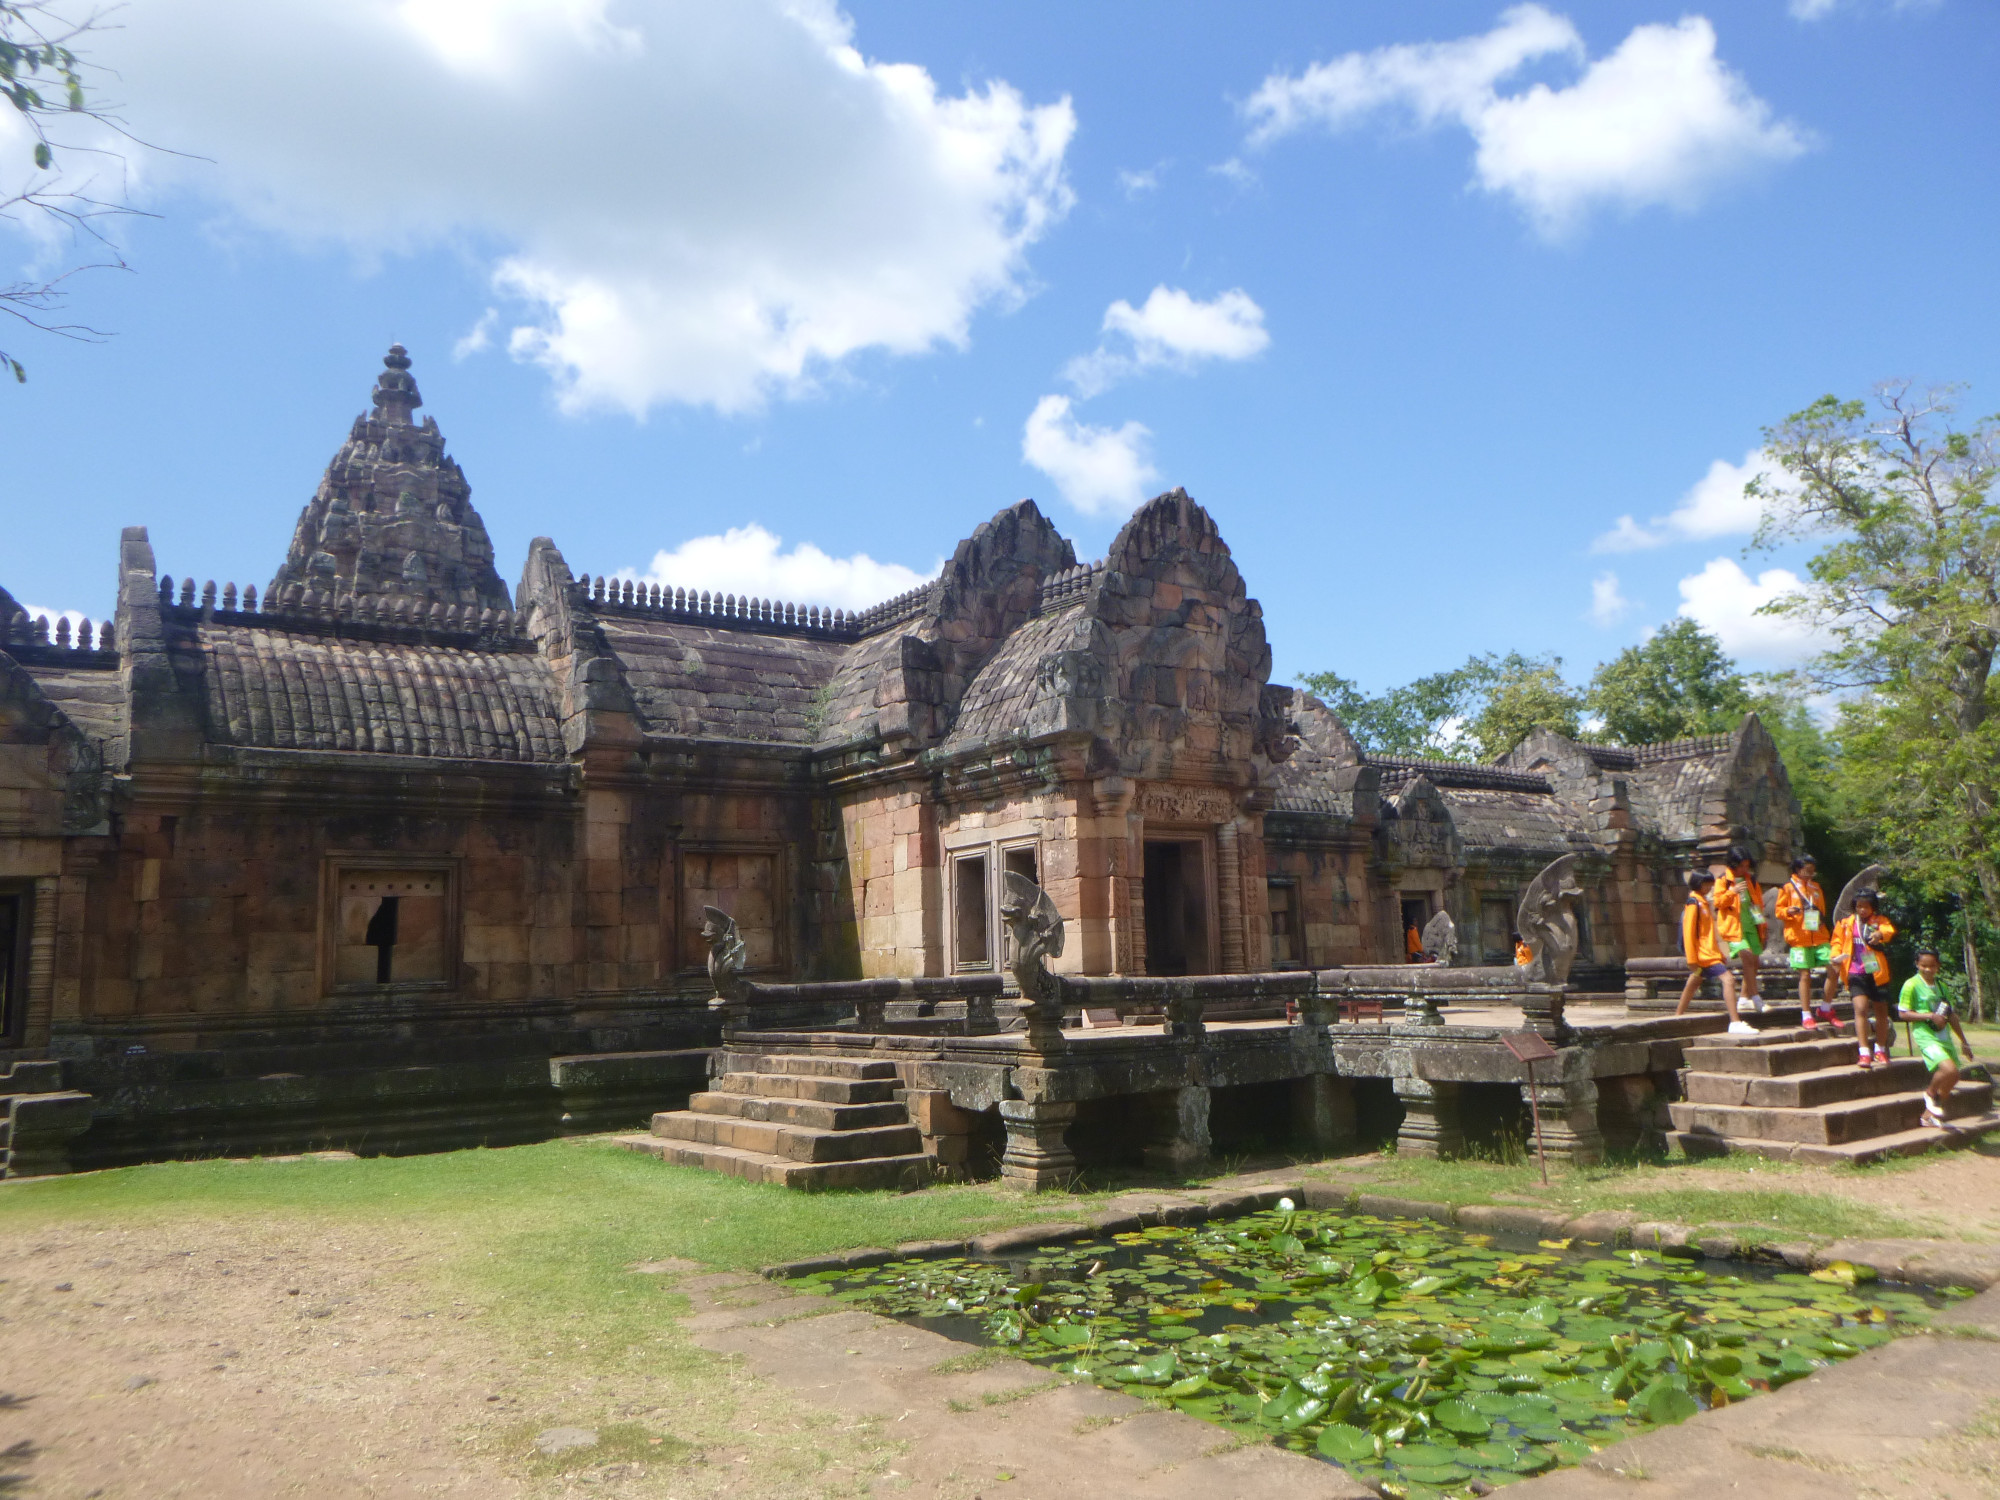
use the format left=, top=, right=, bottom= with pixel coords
left=1143, top=839, right=1212, bottom=975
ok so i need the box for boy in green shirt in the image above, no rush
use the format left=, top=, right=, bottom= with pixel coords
left=1895, top=948, right=1976, bottom=1129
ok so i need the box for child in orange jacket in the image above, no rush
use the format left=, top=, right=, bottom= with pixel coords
left=1677, top=870, right=1751, bottom=1034
left=1774, top=855, right=1835, bottom=1027
left=1832, top=890, right=1897, bottom=1068
left=1714, top=846, right=1765, bottom=1015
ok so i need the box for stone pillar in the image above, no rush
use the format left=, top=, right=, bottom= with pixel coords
left=1091, top=779, right=1136, bottom=976
left=998, top=1099, right=1077, bottom=1190
left=1520, top=1053, right=1605, bottom=1165
left=1392, top=1075, right=1464, bottom=1158
left=1216, top=819, right=1246, bottom=974
left=1142, top=1085, right=1211, bottom=1172
left=908, top=1089, right=976, bottom=1182
left=1521, top=984, right=1568, bottom=1043
left=1291, top=1073, right=1356, bottom=1154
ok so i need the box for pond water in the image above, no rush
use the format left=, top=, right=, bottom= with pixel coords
left=804, top=1206, right=1968, bottom=1498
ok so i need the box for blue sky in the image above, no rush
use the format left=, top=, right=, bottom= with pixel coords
left=5, top=0, right=1996, bottom=693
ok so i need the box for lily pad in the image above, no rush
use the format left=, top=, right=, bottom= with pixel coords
left=1318, top=1424, right=1378, bottom=1463
left=1431, top=1400, right=1491, bottom=1436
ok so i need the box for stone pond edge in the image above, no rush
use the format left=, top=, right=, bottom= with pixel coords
left=758, top=1180, right=2000, bottom=1292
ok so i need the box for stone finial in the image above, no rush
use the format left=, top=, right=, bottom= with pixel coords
left=97, top=620, right=114, bottom=651
left=372, top=343, right=423, bottom=426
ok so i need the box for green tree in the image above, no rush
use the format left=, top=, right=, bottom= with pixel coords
left=1469, top=651, right=1583, bottom=761
left=1752, top=381, right=2000, bottom=929
left=1300, top=652, right=1580, bottom=761
left=2, top=1, right=126, bottom=383
left=1586, top=619, right=1751, bottom=745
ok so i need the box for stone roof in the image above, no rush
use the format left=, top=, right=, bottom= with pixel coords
left=1437, top=786, right=1592, bottom=855
left=1266, top=743, right=1360, bottom=815
left=938, top=604, right=1094, bottom=751
left=599, top=612, right=849, bottom=743
left=20, top=660, right=122, bottom=746
left=185, top=620, right=563, bottom=761
left=1366, top=755, right=1553, bottom=794
left=271, top=346, right=512, bottom=611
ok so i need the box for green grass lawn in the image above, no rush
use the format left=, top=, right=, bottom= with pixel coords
left=1315, top=1151, right=1941, bottom=1242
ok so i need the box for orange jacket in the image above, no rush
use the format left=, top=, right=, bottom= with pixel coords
left=1405, top=925, right=1423, bottom=957
left=1515, top=941, right=1533, bottom=967
left=1774, top=876, right=1827, bottom=948
left=1714, top=871, right=1763, bottom=946
left=1682, top=894, right=1723, bottom=969
left=1831, top=913, right=1895, bottom=984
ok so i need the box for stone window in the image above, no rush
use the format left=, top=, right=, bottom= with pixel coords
left=1267, top=879, right=1298, bottom=967
left=952, top=853, right=991, bottom=971
left=333, top=869, right=451, bottom=989
left=0, top=889, right=21, bottom=1042
left=682, top=849, right=779, bottom=972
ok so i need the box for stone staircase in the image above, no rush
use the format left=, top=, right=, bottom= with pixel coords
left=1, top=1060, right=94, bottom=1179
left=1668, top=1028, right=2000, bottom=1165
left=617, top=1054, right=931, bottom=1190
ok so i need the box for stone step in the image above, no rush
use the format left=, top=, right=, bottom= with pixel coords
left=1684, top=1033, right=1875, bottom=1077
left=616, top=1133, right=931, bottom=1191
left=1667, top=1110, right=2000, bottom=1167
left=751, top=1054, right=900, bottom=1082
left=686, top=1090, right=908, bottom=1132
left=1683, top=1058, right=1930, bottom=1108
left=713, top=1071, right=897, bottom=1105
left=1668, top=1080, right=1992, bottom=1147
left=650, top=1109, right=924, bottom=1163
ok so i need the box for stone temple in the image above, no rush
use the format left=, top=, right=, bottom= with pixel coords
left=0, top=347, right=1815, bottom=1176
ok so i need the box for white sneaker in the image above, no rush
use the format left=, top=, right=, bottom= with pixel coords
left=1751, top=994, right=1766, bottom=1013
left=1728, top=1020, right=1757, bottom=1036
left=1923, top=1103, right=1948, bottom=1129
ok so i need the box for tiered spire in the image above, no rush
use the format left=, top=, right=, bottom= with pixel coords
left=269, top=345, right=513, bottom=611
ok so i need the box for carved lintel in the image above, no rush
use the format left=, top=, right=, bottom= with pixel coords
left=1136, top=781, right=1238, bottom=826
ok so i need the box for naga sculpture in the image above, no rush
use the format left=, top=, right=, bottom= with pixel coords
left=1421, top=908, right=1459, bottom=967
left=700, top=904, right=749, bottom=1007
left=1833, top=863, right=1889, bottom=923
left=1000, top=871, right=1068, bottom=1046
left=1516, top=853, right=1585, bottom=986
left=1000, top=870, right=1065, bottom=1002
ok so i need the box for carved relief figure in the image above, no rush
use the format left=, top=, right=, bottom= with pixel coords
left=1516, top=853, right=1585, bottom=985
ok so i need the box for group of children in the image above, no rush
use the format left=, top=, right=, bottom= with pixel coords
left=1680, top=850, right=1977, bottom=1129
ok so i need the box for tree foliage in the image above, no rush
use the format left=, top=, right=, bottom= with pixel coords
left=1, top=1, right=129, bottom=383
left=1753, top=382, right=2000, bottom=925
left=1586, top=619, right=1750, bottom=745
left=1300, top=652, right=1580, bottom=763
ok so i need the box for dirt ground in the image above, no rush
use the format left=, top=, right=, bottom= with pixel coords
left=5, top=1146, right=2000, bottom=1499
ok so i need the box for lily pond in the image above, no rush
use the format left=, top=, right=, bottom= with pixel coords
left=806, top=1205, right=1968, bottom=1497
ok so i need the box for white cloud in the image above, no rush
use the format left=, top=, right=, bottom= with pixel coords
left=1676, top=557, right=1828, bottom=663
left=1244, top=5, right=1808, bottom=237
left=453, top=308, right=498, bottom=360
left=66, top=0, right=1076, bottom=416
left=1062, top=285, right=1269, bottom=397
left=1118, top=165, right=1163, bottom=198
left=1592, top=446, right=1783, bottom=553
left=1587, top=571, right=1632, bottom=626
left=1021, top=394, right=1159, bottom=516
left=1789, top=0, right=1840, bottom=17
left=617, top=524, right=938, bottom=612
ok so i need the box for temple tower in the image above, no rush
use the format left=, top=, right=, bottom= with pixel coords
left=270, top=345, right=512, bottom=610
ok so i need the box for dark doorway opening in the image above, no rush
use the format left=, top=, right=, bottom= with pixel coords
left=364, top=896, right=400, bottom=984
left=1459, top=1081, right=1531, bottom=1160
left=1143, top=839, right=1211, bottom=975
left=1400, top=895, right=1431, bottom=957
